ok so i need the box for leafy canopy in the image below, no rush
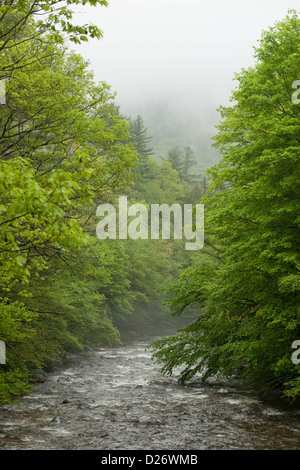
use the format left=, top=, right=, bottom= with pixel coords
left=150, top=10, right=300, bottom=401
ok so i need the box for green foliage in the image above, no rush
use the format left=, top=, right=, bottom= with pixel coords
left=0, top=31, right=136, bottom=291
left=163, top=146, right=202, bottom=184
left=150, top=11, right=300, bottom=401
left=0, top=10, right=199, bottom=399
left=129, top=115, right=153, bottom=159
left=128, top=115, right=154, bottom=185
left=0, top=1, right=108, bottom=54
left=136, top=158, right=185, bottom=204
left=0, top=369, right=31, bottom=404
left=0, top=3, right=138, bottom=403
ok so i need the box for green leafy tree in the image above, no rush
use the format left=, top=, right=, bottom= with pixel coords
left=0, top=36, right=136, bottom=292
left=0, top=1, right=108, bottom=47
left=0, top=7, right=137, bottom=402
left=151, top=10, right=300, bottom=401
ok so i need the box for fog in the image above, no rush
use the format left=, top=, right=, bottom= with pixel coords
left=72, top=0, right=299, bottom=164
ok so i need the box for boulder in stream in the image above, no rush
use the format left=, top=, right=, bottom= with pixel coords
left=31, top=369, right=47, bottom=383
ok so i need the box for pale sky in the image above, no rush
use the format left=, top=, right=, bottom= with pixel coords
left=72, top=0, right=298, bottom=116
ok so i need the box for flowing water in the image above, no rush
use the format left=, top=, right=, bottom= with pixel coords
left=0, top=338, right=300, bottom=450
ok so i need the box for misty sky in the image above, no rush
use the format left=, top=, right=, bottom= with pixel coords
left=71, top=0, right=299, bottom=123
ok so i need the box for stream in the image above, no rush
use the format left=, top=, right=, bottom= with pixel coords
left=0, top=338, right=300, bottom=450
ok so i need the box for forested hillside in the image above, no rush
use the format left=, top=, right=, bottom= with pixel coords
left=124, top=101, right=220, bottom=169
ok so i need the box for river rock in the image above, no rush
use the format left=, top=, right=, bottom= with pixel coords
left=44, top=360, right=64, bottom=373
left=31, top=369, right=47, bottom=383
left=54, top=360, right=64, bottom=369
left=47, top=375, right=60, bottom=383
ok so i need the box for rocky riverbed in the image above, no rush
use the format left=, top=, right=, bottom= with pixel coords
left=0, top=339, right=299, bottom=450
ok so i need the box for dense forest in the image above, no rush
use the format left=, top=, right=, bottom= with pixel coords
left=0, top=2, right=299, bottom=406
left=0, top=0, right=203, bottom=403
